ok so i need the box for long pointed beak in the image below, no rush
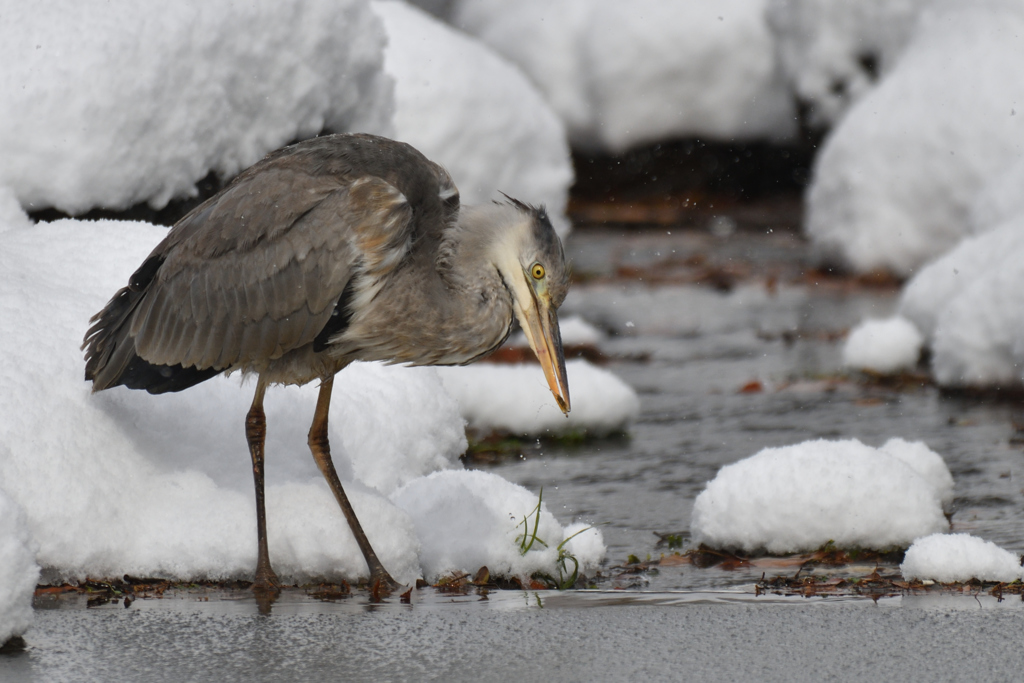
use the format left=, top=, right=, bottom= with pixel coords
left=515, top=295, right=570, bottom=415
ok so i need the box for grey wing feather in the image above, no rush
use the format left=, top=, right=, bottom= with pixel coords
left=129, top=172, right=414, bottom=373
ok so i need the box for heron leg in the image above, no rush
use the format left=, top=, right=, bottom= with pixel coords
left=308, top=376, right=400, bottom=591
left=246, top=378, right=280, bottom=591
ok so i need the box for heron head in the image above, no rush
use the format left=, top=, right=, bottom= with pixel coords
left=484, top=197, right=571, bottom=414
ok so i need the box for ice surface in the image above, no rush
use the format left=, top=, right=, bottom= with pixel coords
left=842, top=317, right=923, bottom=375
left=0, top=0, right=391, bottom=215
left=390, top=470, right=605, bottom=581
left=448, top=0, right=796, bottom=152
left=375, top=0, right=573, bottom=235
left=901, top=533, right=1023, bottom=583
left=0, top=488, right=38, bottom=645
left=691, top=439, right=951, bottom=554
left=436, top=360, right=639, bottom=436
left=805, top=1, right=1024, bottom=276
left=766, top=0, right=929, bottom=126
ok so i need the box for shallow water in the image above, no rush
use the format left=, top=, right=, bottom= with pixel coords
left=6, top=226, right=1024, bottom=681
left=482, top=226, right=1024, bottom=591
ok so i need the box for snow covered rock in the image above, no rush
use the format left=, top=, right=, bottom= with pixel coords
left=901, top=533, right=1023, bottom=583
left=766, top=0, right=930, bottom=127
left=842, top=317, right=923, bottom=375
left=0, top=489, right=39, bottom=646
left=436, top=360, right=640, bottom=437
left=0, top=0, right=391, bottom=215
left=391, top=469, right=605, bottom=581
left=374, top=0, right=573, bottom=236
left=447, top=0, right=796, bottom=152
left=691, top=439, right=951, bottom=554
left=0, top=218, right=477, bottom=585
left=805, top=1, right=1024, bottom=276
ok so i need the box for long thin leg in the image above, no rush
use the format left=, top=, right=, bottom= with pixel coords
left=308, top=376, right=400, bottom=590
left=246, top=377, right=280, bottom=591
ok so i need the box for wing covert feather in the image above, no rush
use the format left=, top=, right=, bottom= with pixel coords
left=132, top=175, right=416, bottom=371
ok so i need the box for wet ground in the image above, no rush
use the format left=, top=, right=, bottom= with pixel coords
left=6, top=221, right=1024, bottom=681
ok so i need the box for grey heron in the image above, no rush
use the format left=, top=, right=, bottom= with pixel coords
left=82, top=133, right=570, bottom=591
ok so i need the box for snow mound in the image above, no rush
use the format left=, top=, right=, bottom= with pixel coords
left=805, top=1, right=1024, bottom=276
left=901, top=533, right=1023, bottom=583
left=879, top=438, right=954, bottom=509
left=436, top=360, right=639, bottom=436
left=0, top=0, right=391, bottom=215
left=448, top=0, right=796, bottom=152
left=691, top=439, right=951, bottom=554
left=842, top=317, right=923, bottom=374
left=969, top=158, right=1024, bottom=234
left=376, top=0, right=573, bottom=236
left=391, top=469, right=605, bottom=581
left=0, top=488, right=39, bottom=646
left=766, top=0, right=929, bottom=127
left=0, top=218, right=477, bottom=585
left=896, top=217, right=1024, bottom=388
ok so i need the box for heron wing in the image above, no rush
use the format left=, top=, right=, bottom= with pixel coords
left=128, top=166, right=415, bottom=371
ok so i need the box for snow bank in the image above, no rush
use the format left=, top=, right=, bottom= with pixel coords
left=0, top=489, right=38, bottom=646
left=969, top=158, right=1024, bottom=234
left=0, top=0, right=391, bottom=215
left=391, top=470, right=605, bottom=581
left=375, top=0, right=573, bottom=236
left=0, top=218, right=476, bottom=585
left=805, top=1, right=1024, bottom=276
left=901, top=533, right=1023, bottom=583
left=691, top=439, right=951, bottom=554
left=896, top=218, right=1024, bottom=388
left=436, top=360, right=639, bottom=437
left=842, top=317, right=923, bottom=374
left=448, top=0, right=796, bottom=152
left=766, top=0, right=929, bottom=126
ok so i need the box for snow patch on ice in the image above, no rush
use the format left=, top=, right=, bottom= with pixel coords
left=0, top=488, right=39, bottom=645
left=842, top=317, right=923, bottom=374
left=901, top=533, right=1023, bottom=583
left=449, top=0, right=796, bottom=152
left=391, top=469, right=605, bottom=581
left=691, top=439, right=951, bottom=554
left=436, top=360, right=639, bottom=436
left=374, top=0, right=573, bottom=235
left=0, top=0, right=391, bottom=215
left=805, top=1, right=1024, bottom=275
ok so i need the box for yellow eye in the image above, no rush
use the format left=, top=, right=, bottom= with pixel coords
left=531, top=263, right=545, bottom=279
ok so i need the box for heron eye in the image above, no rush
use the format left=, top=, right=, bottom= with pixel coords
left=531, top=263, right=545, bottom=279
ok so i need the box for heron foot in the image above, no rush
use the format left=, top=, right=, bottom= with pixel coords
left=369, top=566, right=402, bottom=600
left=252, top=563, right=282, bottom=592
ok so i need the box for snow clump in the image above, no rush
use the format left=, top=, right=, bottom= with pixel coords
left=0, top=0, right=391, bottom=215
left=842, top=317, right=923, bottom=375
left=901, top=533, right=1023, bottom=584
left=805, top=1, right=1024, bottom=276
left=391, top=470, right=605, bottom=581
left=691, top=438, right=951, bottom=554
left=437, top=360, right=640, bottom=437
left=375, top=0, right=573, bottom=236
left=897, top=218, right=1024, bottom=388
left=444, top=0, right=796, bottom=152
left=0, top=489, right=39, bottom=647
